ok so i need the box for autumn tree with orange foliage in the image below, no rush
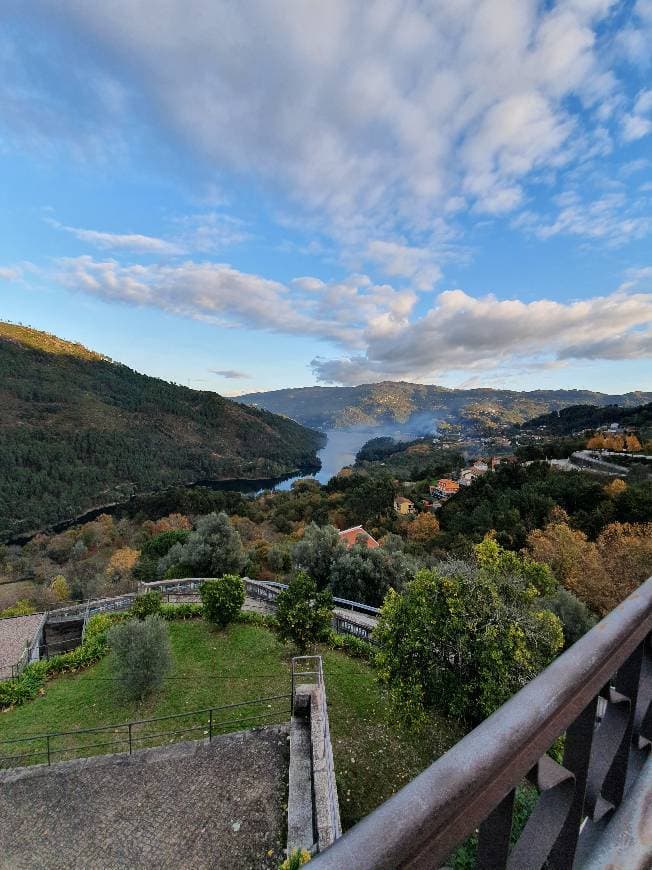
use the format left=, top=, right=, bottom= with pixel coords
left=106, top=547, right=140, bottom=587
left=407, top=511, right=440, bottom=543
left=604, top=479, right=627, bottom=498
left=527, top=509, right=652, bottom=616
left=142, top=513, right=191, bottom=536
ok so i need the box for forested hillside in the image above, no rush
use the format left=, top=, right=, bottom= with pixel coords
left=519, top=402, right=652, bottom=437
left=0, top=323, right=323, bottom=539
left=238, top=382, right=652, bottom=432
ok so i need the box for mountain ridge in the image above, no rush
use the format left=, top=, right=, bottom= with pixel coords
left=0, top=323, right=323, bottom=539
left=237, top=381, right=652, bottom=431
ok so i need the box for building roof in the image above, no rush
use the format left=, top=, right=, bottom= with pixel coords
left=338, top=525, right=380, bottom=550
left=437, top=478, right=460, bottom=492
left=394, top=495, right=414, bottom=505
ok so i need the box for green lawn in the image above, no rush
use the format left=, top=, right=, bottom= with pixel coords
left=0, top=620, right=460, bottom=829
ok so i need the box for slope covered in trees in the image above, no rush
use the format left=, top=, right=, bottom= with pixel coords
left=518, top=402, right=652, bottom=436
left=238, top=381, right=652, bottom=432
left=0, top=323, right=323, bottom=539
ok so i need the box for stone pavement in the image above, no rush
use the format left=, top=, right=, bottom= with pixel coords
left=0, top=725, right=289, bottom=870
left=0, top=614, right=42, bottom=680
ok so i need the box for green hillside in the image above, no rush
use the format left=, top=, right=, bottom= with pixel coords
left=238, top=381, right=652, bottom=432
left=518, top=402, right=652, bottom=436
left=0, top=323, right=323, bottom=539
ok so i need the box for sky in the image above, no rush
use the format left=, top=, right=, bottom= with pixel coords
left=1, top=0, right=651, bottom=396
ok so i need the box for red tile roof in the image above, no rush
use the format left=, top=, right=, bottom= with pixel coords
left=338, top=525, right=380, bottom=550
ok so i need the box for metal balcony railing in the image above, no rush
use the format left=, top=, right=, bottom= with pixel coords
left=311, top=577, right=652, bottom=870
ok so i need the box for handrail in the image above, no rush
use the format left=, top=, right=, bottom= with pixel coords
left=0, top=692, right=291, bottom=767
left=312, top=577, right=652, bottom=869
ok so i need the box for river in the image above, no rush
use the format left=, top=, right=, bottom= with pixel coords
left=8, top=428, right=419, bottom=543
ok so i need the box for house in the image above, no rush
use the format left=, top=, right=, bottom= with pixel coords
left=435, top=478, right=460, bottom=499
left=394, top=495, right=416, bottom=515
left=338, top=525, right=380, bottom=550
left=459, top=466, right=485, bottom=486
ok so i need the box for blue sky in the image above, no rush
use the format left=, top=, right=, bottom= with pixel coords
left=1, top=1, right=651, bottom=395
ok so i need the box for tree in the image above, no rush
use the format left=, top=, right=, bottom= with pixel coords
left=49, top=574, right=70, bottom=602
left=107, top=615, right=172, bottom=700
left=406, top=512, right=440, bottom=543
left=329, top=543, right=417, bottom=606
left=292, top=523, right=346, bottom=589
left=131, top=589, right=163, bottom=620
left=134, top=529, right=190, bottom=582
left=374, top=540, right=563, bottom=725
left=540, top=587, right=596, bottom=648
left=526, top=518, right=610, bottom=614
left=106, top=547, right=140, bottom=584
left=275, top=572, right=333, bottom=652
left=604, top=478, right=627, bottom=498
left=595, top=522, right=652, bottom=607
left=200, top=575, right=245, bottom=627
left=625, top=434, right=642, bottom=452
left=158, top=512, right=245, bottom=578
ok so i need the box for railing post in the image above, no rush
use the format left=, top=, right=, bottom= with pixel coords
left=128, top=723, right=132, bottom=755
left=209, top=709, right=213, bottom=743
left=46, top=735, right=51, bottom=766
left=547, top=695, right=598, bottom=870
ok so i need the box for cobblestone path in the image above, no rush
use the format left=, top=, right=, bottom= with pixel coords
left=0, top=726, right=289, bottom=870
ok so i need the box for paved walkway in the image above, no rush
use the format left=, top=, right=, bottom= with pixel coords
left=0, top=726, right=289, bottom=870
left=0, top=615, right=42, bottom=680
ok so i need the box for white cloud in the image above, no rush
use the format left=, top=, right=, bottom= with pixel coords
left=53, top=255, right=417, bottom=349
left=311, top=288, right=652, bottom=383
left=46, top=213, right=248, bottom=255
left=209, top=369, right=252, bottom=380
left=9, top=0, right=630, bottom=239
left=51, top=254, right=652, bottom=386
left=365, top=240, right=442, bottom=291
left=52, top=223, right=185, bottom=255
left=0, top=265, right=22, bottom=281
left=514, top=191, right=651, bottom=246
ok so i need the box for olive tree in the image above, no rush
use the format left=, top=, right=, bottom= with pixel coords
left=107, top=615, right=172, bottom=700
left=158, top=512, right=245, bottom=578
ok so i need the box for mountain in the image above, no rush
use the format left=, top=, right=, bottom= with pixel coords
left=237, top=382, right=652, bottom=433
left=0, top=323, right=323, bottom=540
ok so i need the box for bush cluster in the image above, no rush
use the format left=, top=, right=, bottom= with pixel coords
left=199, top=574, right=245, bottom=628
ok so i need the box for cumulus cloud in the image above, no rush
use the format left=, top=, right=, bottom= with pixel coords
left=53, top=255, right=417, bottom=348
left=5, top=0, right=631, bottom=239
left=311, top=288, right=652, bottom=384
left=365, top=241, right=442, bottom=291
left=52, top=254, right=652, bottom=385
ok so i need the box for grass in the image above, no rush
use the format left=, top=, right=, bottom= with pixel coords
left=0, top=620, right=461, bottom=829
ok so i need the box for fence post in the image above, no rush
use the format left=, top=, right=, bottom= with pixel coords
left=46, top=735, right=51, bottom=766
left=209, top=709, right=213, bottom=743
left=128, top=723, right=132, bottom=755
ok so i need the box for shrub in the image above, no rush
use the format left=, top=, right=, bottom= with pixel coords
left=199, top=575, right=245, bottom=628
left=107, top=615, right=172, bottom=700
left=161, top=602, right=204, bottom=620
left=49, top=575, right=70, bottom=602
left=0, top=599, right=36, bottom=619
left=280, top=849, right=311, bottom=870
left=276, top=571, right=333, bottom=652
left=130, top=589, right=163, bottom=620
